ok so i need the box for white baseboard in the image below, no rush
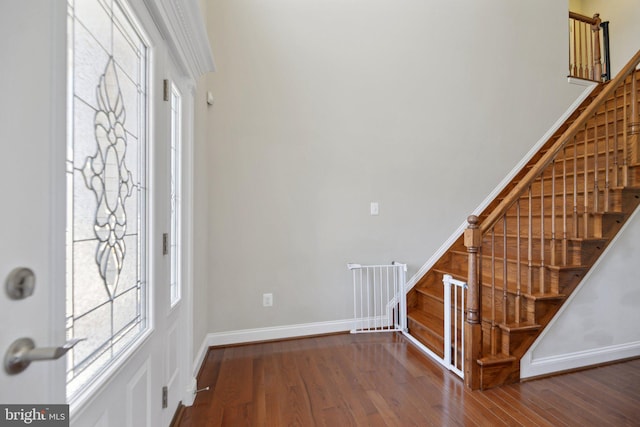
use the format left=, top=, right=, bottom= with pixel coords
left=192, top=318, right=354, bottom=377
left=521, top=341, right=640, bottom=379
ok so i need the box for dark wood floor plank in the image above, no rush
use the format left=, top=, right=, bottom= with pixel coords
left=484, top=386, right=559, bottom=427
left=175, top=333, right=640, bottom=426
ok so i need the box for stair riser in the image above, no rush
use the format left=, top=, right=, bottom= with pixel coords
left=610, top=188, right=640, bottom=212
left=500, top=328, right=539, bottom=358
left=524, top=297, right=564, bottom=325
left=479, top=290, right=564, bottom=326
left=407, top=318, right=444, bottom=358
left=415, top=292, right=464, bottom=321
left=628, top=165, right=640, bottom=186
left=478, top=360, right=520, bottom=391
left=415, top=293, right=444, bottom=319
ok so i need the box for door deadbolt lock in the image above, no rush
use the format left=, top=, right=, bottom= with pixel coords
left=5, top=267, right=36, bottom=300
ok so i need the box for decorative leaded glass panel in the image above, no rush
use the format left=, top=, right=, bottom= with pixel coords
left=66, top=0, right=148, bottom=400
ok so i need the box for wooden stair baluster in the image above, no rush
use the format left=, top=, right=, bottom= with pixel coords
left=515, top=200, right=521, bottom=325
left=527, top=186, right=533, bottom=295
left=502, top=217, right=508, bottom=325
left=573, top=135, right=579, bottom=237
left=594, top=112, right=600, bottom=213
left=539, top=170, right=546, bottom=294
left=623, top=78, right=629, bottom=186
left=562, top=147, right=568, bottom=266
left=490, top=228, right=497, bottom=356
left=630, top=69, right=640, bottom=165
left=613, top=89, right=620, bottom=187
left=572, top=20, right=578, bottom=77
left=604, top=99, right=610, bottom=212
left=583, top=122, right=590, bottom=238
left=551, top=160, right=557, bottom=266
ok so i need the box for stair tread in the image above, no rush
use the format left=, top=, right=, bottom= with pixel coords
left=432, top=268, right=466, bottom=282
left=407, top=309, right=445, bottom=338
left=612, top=185, right=640, bottom=191
left=498, top=322, right=541, bottom=333
left=408, top=309, right=443, bottom=330
left=477, top=354, right=517, bottom=366
left=524, top=292, right=566, bottom=301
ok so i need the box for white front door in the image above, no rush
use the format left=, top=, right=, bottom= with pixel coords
left=0, top=1, right=194, bottom=426
left=0, top=0, right=67, bottom=405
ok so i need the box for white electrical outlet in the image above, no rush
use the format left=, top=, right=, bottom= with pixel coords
left=263, top=293, right=273, bottom=307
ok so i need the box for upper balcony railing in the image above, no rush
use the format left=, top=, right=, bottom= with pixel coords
left=569, top=12, right=610, bottom=82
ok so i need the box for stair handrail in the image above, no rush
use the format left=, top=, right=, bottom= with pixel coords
left=568, top=11, right=598, bottom=25
left=479, top=48, right=640, bottom=236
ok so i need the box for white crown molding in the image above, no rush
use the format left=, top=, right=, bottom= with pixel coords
left=144, top=0, right=215, bottom=79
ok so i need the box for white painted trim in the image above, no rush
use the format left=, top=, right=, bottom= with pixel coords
left=521, top=341, right=640, bottom=379
left=568, top=76, right=599, bottom=87
left=192, top=319, right=354, bottom=376
left=404, top=84, right=597, bottom=294
left=521, top=208, right=640, bottom=379
left=402, top=331, right=450, bottom=370
left=181, top=88, right=196, bottom=408
left=48, top=0, right=68, bottom=403
left=144, top=0, right=215, bottom=79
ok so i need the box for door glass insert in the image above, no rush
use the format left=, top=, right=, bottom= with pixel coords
left=170, top=83, right=182, bottom=307
left=66, top=0, right=149, bottom=400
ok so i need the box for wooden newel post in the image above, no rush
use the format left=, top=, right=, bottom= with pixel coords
left=464, top=215, right=482, bottom=389
left=591, top=14, right=603, bottom=81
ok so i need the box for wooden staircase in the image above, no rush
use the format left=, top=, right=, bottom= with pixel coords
left=407, top=50, right=640, bottom=390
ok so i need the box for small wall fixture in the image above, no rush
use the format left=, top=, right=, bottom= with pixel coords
left=206, top=91, right=214, bottom=106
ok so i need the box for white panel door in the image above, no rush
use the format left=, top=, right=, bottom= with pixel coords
left=67, top=0, right=173, bottom=425
left=0, top=1, right=188, bottom=426
left=0, top=0, right=67, bottom=405
left=0, top=0, right=193, bottom=427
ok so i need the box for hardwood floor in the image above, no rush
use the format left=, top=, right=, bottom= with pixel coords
left=175, top=333, right=640, bottom=426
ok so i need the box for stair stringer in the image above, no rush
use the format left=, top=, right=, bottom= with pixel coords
left=520, top=207, right=640, bottom=379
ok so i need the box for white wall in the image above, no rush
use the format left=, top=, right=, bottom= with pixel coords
left=196, top=0, right=586, bottom=337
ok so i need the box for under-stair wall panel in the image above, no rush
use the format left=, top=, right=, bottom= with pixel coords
left=521, top=210, right=640, bottom=378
